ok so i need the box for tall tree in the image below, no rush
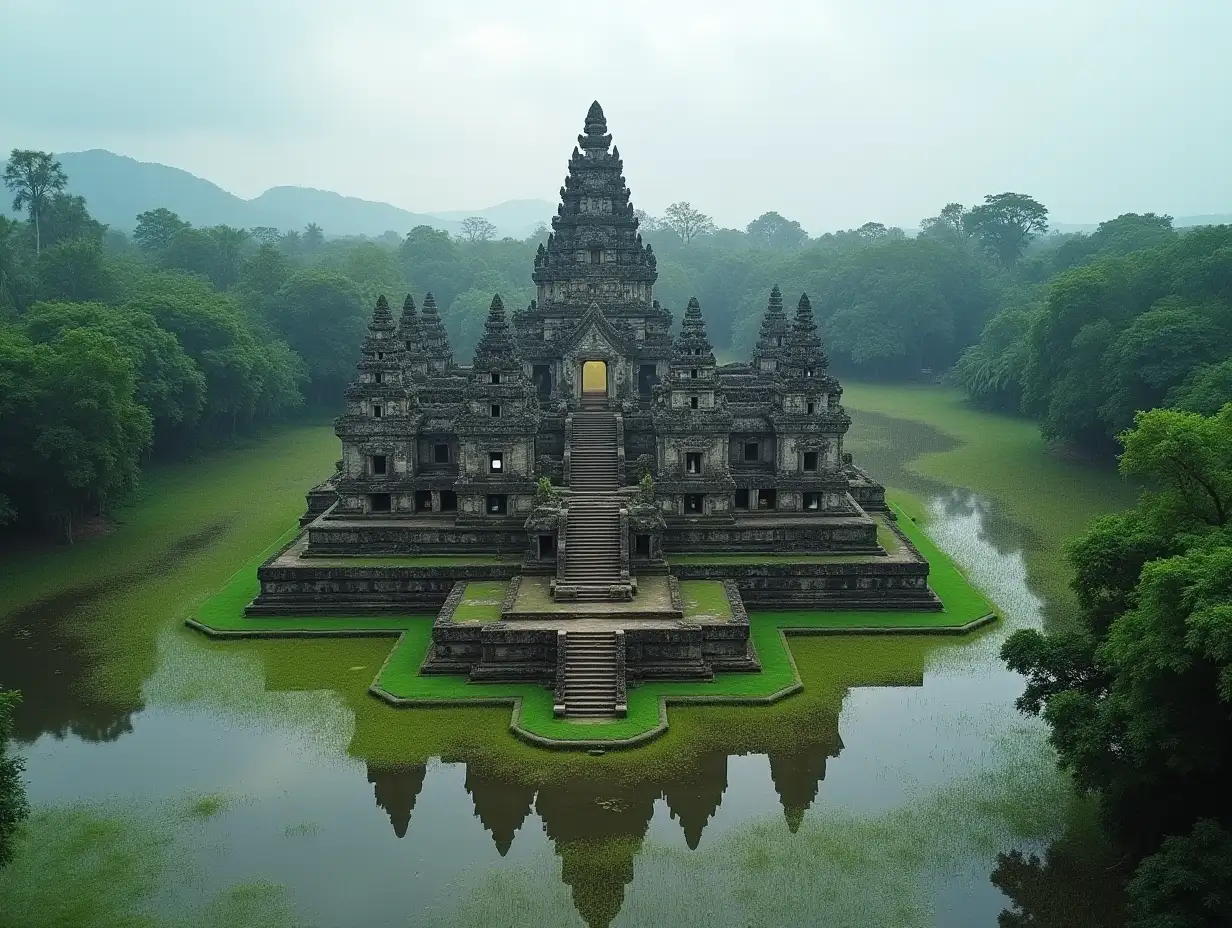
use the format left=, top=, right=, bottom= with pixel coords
left=133, top=208, right=190, bottom=253
left=964, top=192, right=1049, bottom=266
left=662, top=202, right=716, bottom=244
left=919, top=202, right=969, bottom=240
left=3, top=150, right=68, bottom=256
left=302, top=222, right=324, bottom=252
left=249, top=226, right=281, bottom=247
left=0, top=689, right=28, bottom=870
left=459, top=216, right=497, bottom=243
left=746, top=211, right=808, bottom=250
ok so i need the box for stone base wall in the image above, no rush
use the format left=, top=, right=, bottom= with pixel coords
left=670, top=561, right=941, bottom=610
left=306, top=520, right=528, bottom=556
left=662, top=519, right=879, bottom=553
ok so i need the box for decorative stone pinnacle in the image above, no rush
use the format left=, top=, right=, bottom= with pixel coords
left=370, top=294, right=395, bottom=330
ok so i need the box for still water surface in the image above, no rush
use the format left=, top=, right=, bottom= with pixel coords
left=6, top=412, right=1083, bottom=927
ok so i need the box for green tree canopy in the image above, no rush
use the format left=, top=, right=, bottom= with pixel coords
left=964, top=192, right=1049, bottom=266
left=0, top=690, right=28, bottom=871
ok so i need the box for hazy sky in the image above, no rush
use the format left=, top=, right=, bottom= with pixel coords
left=2, top=0, right=1230, bottom=232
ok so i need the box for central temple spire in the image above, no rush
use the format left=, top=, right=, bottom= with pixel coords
left=579, top=100, right=611, bottom=151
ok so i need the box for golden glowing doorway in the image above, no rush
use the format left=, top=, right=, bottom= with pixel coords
left=581, top=360, right=608, bottom=394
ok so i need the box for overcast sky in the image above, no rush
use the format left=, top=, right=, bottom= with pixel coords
left=2, top=0, right=1229, bottom=232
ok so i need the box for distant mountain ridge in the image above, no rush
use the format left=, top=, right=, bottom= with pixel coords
left=0, top=149, right=554, bottom=239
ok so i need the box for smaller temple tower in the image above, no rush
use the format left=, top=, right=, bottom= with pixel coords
left=334, top=295, right=419, bottom=515
left=751, top=284, right=791, bottom=377
left=398, top=294, right=427, bottom=385
left=454, top=295, right=541, bottom=525
left=653, top=297, right=736, bottom=520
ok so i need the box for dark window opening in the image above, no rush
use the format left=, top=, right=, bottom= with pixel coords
left=634, top=534, right=651, bottom=558
left=758, top=489, right=777, bottom=510
left=804, top=492, right=822, bottom=511
left=685, top=494, right=704, bottom=514
left=376, top=351, right=384, bottom=360
left=487, top=494, right=508, bottom=515
left=805, top=367, right=814, bottom=378
left=491, top=404, right=502, bottom=418
left=686, top=452, right=702, bottom=474
left=489, top=452, right=503, bottom=473
left=372, top=404, right=383, bottom=418
left=371, top=454, right=387, bottom=476
left=590, top=247, right=602, bottom=264
left=433, top=443, right=450, bottom=464
left=806, top=401, right=815, bottom=414
left=405, top=340, right=413, bottom=350
left=533, top=364, right=552, bottom=400
left=690, top=368, right=698, bottom=379
left=440, top=491, right=458, bottom=512
left=734, top=488, right=750, bottom=510
left=491, top=371, right=501, bottom=384
left=638, top=364, right=657, bottom=396
left=690, top=395, right=699, bottom=409
left=743, top=442, right=759, bottom=462
left=539, top=534, right=556, bottom=558
left=414, top=490, right=433, bottom=512
left=374, top=371, right=383, bottom=384
left=369, top=493, right=392, bottom=513
left=803, top=452, right=819, bottom=471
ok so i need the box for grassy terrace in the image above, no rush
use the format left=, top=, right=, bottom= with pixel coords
left=190, top=502, right=994, bottom=747
left=452, top=582, right=507, bottom=622
left=679, top=580, right=732, bottom=622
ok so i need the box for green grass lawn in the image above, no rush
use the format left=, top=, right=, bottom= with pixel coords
left=453, top=581, right=507, bottom=622
left=190, top=501, right=992, bottom=746
left=679, top=580, right=732, bottom=621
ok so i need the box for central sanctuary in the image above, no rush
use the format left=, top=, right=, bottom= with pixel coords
left=250, top=102, right=940, bottom=717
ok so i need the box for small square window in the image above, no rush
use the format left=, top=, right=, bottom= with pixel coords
left=685, top=494, right=704, bottom=514
left=371, top=454, right=387, bottom=476
left=539, top=534, right=556, bottom=558
left=491, top=404, right=502, bottom=418
left=440, top=490, right=457, bottom=511
left=374, top=371, right=383, bottom=384
left=685, top=452, right=702, bottom=474
left=804, top=492, right=822, bottom=511
left=806, top=402, right=815, bottom=414
left=405, top=340, right=413, bottom=350
left=487, top=494, right=508, bottom=515
left=372, top=404, right=383, bottom=418
left=415, top=490, right=432, bottom=512
left=805, top=367, right=814, bottom=378
left=690, top=396, right=699, bottom=410
left=489, top=452, right=503, bottom=473
left=376, top=351, right=384, bottom=360
left=758, top=489, right=777, bottom=510
left=803, top=452, right=819, bottom=471
left=590, top=247, right=602, bottom=264
left=743, top=442, right=759, bottom=462
left=734, top=488, right=750, bottom=509
left=491, top=371, right=501, bottom=385
left=433, top=443, right=450, bottom=464
left=369, top=493, right=391, bottom=513
left=690, top=368, right=698, bottom=379
left=634, top=534, right=651, bottom=557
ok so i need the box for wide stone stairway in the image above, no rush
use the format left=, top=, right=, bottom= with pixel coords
left=559, top=405, right=628, bottom=600
left=557, top=630, right=623, bottom=718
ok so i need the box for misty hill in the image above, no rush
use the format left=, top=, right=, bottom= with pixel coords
left=0, top=149, right=554, bottom=239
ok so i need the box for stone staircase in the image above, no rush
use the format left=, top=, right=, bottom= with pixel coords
left=556, top=630, right=624, bottom=718
left=556, top=406, right=632, bottom=601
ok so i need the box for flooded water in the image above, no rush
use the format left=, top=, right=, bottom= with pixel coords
left=3, top=412, right=1112, bottom=927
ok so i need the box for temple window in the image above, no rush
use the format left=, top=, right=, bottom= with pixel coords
left=405, top=340, right=413, bottom=350
left=415, top=491, right=433, bottom=512
left=371, top=454, right=387, bottom=476
left=634, top=534, right=651, bottom=557
left=369, top=493, right=392, bottom=513
left=690, top=396, right=699, bottom=409
left=374, top=371, right=384, bottom=384
left=489, top=452, right=504, bottom=473
left=491, top=371, right=501, bottom=385
left=803, top=452, right=819, bottom=472
left=440, top=491, right=458, bottom=512
left=433, top=443, right=450, bottom=464
left=690, top=369, right=698, bottom=379
left=734, top=488, right=750, bottom=509
left=590, top=248, right=602, bottom=264
left=743, top=442, right=759, bottom=462
left=539, top=535, right=556, bottom=558
left=758, top=489, right=777, bottom=510
left=487, top=494, right=508, bottom=515
left=686, top=452, right=703, bottom=475
left=804, top=492, right=822, bottom=511
left=685, top=494, right=704, bottom=514
left=372, top=404, right=383, bottom=418
left=805, top=367, right=814, bottom=378
left=376, top=351, right=384, bottom=360
left=807, top=401, right=815, bottom=414
left=491, top=404, right=502, bottom=418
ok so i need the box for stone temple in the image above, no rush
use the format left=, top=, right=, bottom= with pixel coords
left=250, top=101, right=940, bottom=717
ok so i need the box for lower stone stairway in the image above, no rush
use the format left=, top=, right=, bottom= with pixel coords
left=557, top=630, right=623, bottom=718
left=559, top=407, right=628, bottom=600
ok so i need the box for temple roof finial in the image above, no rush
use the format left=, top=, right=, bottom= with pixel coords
left=370, top=294, right=394, bottom=331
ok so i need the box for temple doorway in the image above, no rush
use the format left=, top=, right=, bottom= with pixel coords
left=581, top=360, right=608, bottom=396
